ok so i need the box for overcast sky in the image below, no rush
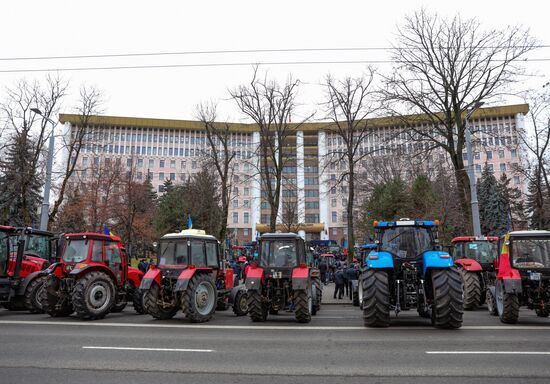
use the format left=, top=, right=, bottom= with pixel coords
left=1, top=0, right=548, bottom=122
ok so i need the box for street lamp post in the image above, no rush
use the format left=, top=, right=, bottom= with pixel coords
left=31, top=108, right=57, bottom=231
left=465, top=101, right=484, bottom=237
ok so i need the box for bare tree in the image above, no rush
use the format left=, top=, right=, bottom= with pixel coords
left=323, top=69, right=381, bottom=262
left=49, top=85, right=104, bottom=227
left=195, top=101, right=235, bottom=243
left=0, top=76, right=67, bottom=226
left=231, top=67, right=310, bottom=232
left=381, top=9, right=536, bottom=228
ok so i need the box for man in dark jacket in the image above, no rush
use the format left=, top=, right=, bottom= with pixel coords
left=345, top=263, right=358, bottom=299
left=319, top=261, right=328, bottom=285
left=334, top=268, right=345, bottom=299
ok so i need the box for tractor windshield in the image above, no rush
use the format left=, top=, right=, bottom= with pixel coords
left=24, top=234, right=51, bottom=260
left=511, top=237, right=550, bottom=269
left=260, top=240, right=297, bottom=268
left=62, top=239, right=89, bottom=263
left=0, top=232, right=8, bottom=275
left=380, top=227, right=433, bottom=259
left=463, top=241, right=498, bottom=264
left=158, top=240, right=188, bottom=265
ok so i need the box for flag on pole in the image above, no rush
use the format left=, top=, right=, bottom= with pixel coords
left=187, top=214, right=193, bottom=230
left=103, top=225, right=115, bottom=237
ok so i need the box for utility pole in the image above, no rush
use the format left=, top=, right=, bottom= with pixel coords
left=465, top=101, right=484, bottom=237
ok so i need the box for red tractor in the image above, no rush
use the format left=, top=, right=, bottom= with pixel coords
left=451, top=236, right=499, bottom=310
left=0, top=226, right=57, bottom=313
left=140, top=229, right=247, bottom=323
left=487, top=230, right=550, bottom=323
left=40, top=232, right=144, bottom=319
left=246, top=233, right=322, bottom=323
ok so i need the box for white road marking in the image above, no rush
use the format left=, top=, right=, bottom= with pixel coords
left=83, top=346, right=213, bottom=352
left=1, top=320, right=550, bottom=331
left=427, top=351, right=550, bottom=355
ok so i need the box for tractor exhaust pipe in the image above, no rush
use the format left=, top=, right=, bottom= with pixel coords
left=13, top=239, right=25, bottom=280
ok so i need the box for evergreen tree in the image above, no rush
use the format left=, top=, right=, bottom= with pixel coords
left=525, top=168, right=550, bottom=229
left=153, top=180, right=187, bottom=237
left=0, top=133, right=42, bottom=226
left=411, top=174, right=436, bottom=218
left=364, top=178, right=411, bottom=222
left=477, top=164, right=508, bottom=236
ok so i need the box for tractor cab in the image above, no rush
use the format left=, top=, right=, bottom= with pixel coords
left=505, top=231, right=550, bottom=271
left=257, top=233, right=306, bottom=277
left=373, top=219, right=441, bottom=262
left=451, top=236, right=499, bottom=269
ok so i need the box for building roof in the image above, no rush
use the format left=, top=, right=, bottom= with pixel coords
left=59, top=104, right=529, bottom=133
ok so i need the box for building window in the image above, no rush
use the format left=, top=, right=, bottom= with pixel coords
left=233, top=187, right=238, bottom=196
left=170, top=173, right=175, bottom=181
left=261, top=202, right=269, bottom=209
left=170, top=160, right=176, bottom=168
left=474, top=152, right=480, bottom=160
left=137, top=158, right=143, bottom=168
left=244, top=187, right=250, bottom=196
left=244, top=228, right=249, bottom=236
left=158, top=185, right=164, bottom=193
left=511, top=149, right=517, bottom=158
left=233, top=199, right=238, bottom=208
left=488, top=164, right=494, bottom=172
left=181, top=161, right=186, bottom=169
left=332, top=212, right=337, bottom=223
left=513, top=176, right=520, bottom=184
left=305, top=214, right=319, bottom=223
left=475, top=164, right=481, bottom=172
left=192, top=161, right=197, bottom=169
left=148, top=159, right=154, bottom=168
left=331, top=187, right=336, bottom=195
left=331, top=198, right=336, bottom=207
left=137, top=172, right=142, bottom=180
left=159, top=172, right=164, bottom=181
left=486, top=151, right=492, bottom=160
left=244, top=212, right=249, bottom=224
left=498, top=149, right=505, bottom=158
left=243, top=200, right=249, bottom=208
left=500, top=163, right=506, bottom=172
left=232, top=212, right=238, bottom=224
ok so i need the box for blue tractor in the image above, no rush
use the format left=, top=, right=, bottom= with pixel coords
left=358, top=219, right=463, bottom=329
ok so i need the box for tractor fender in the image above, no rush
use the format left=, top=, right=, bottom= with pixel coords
left=127, top=267, right=144, bottom=288
left=15, top=270, right=43, bottom=296
left=225, top=268, right=234, bottom=289
left=174, top=267, right=214, bottom=292
left=422, top=250, right=453, bottom=275
left=69, top=264, right=118, bottom=285
left=245, top=267, right=264, bottom=291
left=139, top=268, right=160, bottom=290
left=502, top=277, right=523, bottom=294
left=292, top=266, right=310, bottom=291
left=365, top=251, right=394, bottom=269
left=455, top=258, right=483, bottom=272
left=39, top=262, right=63, bottom=278
left=496, top=253, right=521, bottom=281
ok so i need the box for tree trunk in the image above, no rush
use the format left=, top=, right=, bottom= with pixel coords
left=347, top=161, right=355, bottom=264
left=450, top=152, right=471, bottom=231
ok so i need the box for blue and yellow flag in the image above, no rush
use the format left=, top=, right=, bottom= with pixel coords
left=187, top=214, right=193, bottom=230
left=103, top=226, right=115, bottom=237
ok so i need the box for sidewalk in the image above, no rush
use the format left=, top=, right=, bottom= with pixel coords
left=321, top=282, right=354, bottom=305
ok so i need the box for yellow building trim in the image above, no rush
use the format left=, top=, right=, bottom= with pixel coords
left=59, top=104, right=529, bottom=134
left=255, top=223, right=325, bottom=233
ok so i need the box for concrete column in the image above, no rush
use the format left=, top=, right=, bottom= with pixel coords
left=318, top=131, right=329, bottom=240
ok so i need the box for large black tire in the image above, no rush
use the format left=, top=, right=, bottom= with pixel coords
left=486, top=288, right=498, bottom=316
left=536, top=306, right=550, bottom=317
left=232, top=290, right=248, bottom=316
left=41, top=276, right=74, bottom=317
left=132, top=288, right=145, bottom=314
left=216, top=297, right=230, bottom=311
left=248, top=290, right=267, bottom=322
left=294, top=287, right=313, bottom=323
left=431, top=268, right=463, bottom=329
left=72, top=271, right=116, bottom=320
left=25, top=276, right=47, bottom=314
left=352, top=284, right=359, bottom=307
left=110, top=300, right=127, bottom=313
left=142, top=283, right=179, bottom=320
left=312, top=277, right=322, bottom=315
left=496, top=280, right=519, bottom=324
left=458, top=268, right=481, bottom=311
left=4, top=297, right=26, bottom=311
left=362, top=269, right=390, bottom=328
left=181, top=273, right=217, bottom=323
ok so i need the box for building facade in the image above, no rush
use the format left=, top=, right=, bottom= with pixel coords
left=60, top=103, right=529, bottom=244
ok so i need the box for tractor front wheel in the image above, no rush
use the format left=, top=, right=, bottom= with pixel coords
left=232, top=290, right=248, bottom=316
left=181, top=274, right=217, bottom=323
left=132, top=288, right=145, bottom=314
left=143, top=283, right=178, bottom=320
left=312, top=277, right=322, bottom=315
left=486, top=288, right=498, bottom=316
left=431, top=268, right=463, bottom=329
left=458, top=268, right=481, bottom=310
left=41, top=276, right=73, bottom=317
left=247, top=290, right=267, bottom=322
left=362, top=269, right=390, bottom=328
left=495, top=280, right=519, bottom=324
left=72, top=271, right=116, bottom=320
left=25, top=276, right=47, bottom=313
left=294, top=287, right=313, bottom=323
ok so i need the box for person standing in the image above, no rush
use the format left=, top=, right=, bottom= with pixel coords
left=319, top=260, right=328, bottom=285
left=334, top=268, right=345, bottom=299
left=346, top=263, right=357, bottom=299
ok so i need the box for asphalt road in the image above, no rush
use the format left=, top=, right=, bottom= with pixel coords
left=1, top=301, right=550, bottom=384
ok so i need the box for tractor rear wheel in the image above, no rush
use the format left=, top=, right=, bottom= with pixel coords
left=248, top=290, right=267, bottom=322
left=458, top=268, right=481, bottom=310
left=232, top=290, right=248, bottom=316
left=72, top=271, right=116, bottom=320
left=143, top=283, right=178, bottom=320
left=25, top=276, right=47, bottom=313
left=181, top=273, right=217, bottom=323
left=486, top=288, right=498, bottom=316
left=496, top=280, right=519, bottom=323
left=294, top=287, right=312, bottom=323
left=362, top=269, right=390, bottom=328
left=132, top=288, right=145, bottom=314
left=41, top=276, right=73, bottom=317
left=431, top=268, right=463, bottom=329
